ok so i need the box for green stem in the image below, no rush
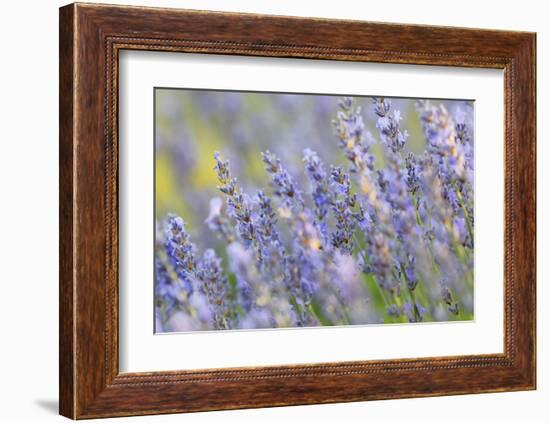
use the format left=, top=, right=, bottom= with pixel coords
left=409, top=289, right=422, bottom=322
left=454, top=183, right=474, bottom=243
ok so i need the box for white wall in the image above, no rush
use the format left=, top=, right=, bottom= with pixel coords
left=0, top=0, right=546, bottom=421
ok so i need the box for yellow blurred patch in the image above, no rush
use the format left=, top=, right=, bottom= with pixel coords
left=155, top=153, right=192, bottom=223
left=190, top=125, right=224, bottom=188
left=308, top=238, right=321, bottom=251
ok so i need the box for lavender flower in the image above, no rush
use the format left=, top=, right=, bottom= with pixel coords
left=155, top=256, right=179, bottom=315
left=164, top=214, right=196, bottom=296
left=254, top=190, right=284, bottom=269
left=214, top=152, right=255, bottom=246
left=303, top=148, right=331, bottom=221
left=386, top=304, right=403, bottom=317
left=404, top=301, right=427, bottom=323
left=195, top=249, right=234, bottom=329
left=329, top=166, right=357, bottom=255
left=441, top=281, right=460, bottom=316
left=261, top=150, right=304, bottom=211
left=373, top=98, right=409, bottom=153
left=334, top=97, right=375, bottom=172
left=155, top=93, right=475, bottom=331
left=405, top=152, right=421, bottom=196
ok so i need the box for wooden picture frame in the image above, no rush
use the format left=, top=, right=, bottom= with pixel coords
left=59, top=2, right=536, bottom=419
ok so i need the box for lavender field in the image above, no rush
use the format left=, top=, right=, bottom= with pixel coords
left=154, top=89, right=474, bottom=332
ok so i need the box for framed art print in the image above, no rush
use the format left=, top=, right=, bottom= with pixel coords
left=59, top=3, right=536, bottom=419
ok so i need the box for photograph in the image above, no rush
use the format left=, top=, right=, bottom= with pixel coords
left=47, top=1, right=537, bottom=420
left=154, top=89, right=475, bottom=332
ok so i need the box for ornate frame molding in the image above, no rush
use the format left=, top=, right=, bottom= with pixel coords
left=60, top=3, right=536, bottom=419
